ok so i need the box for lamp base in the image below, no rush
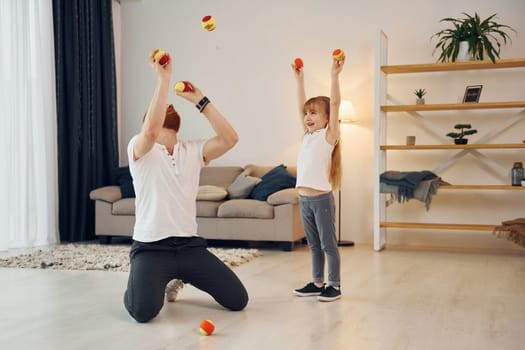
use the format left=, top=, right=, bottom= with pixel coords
left=337, top=240, right=355, bottom=247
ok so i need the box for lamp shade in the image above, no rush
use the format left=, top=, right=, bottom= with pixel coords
left=339, top=100, right=357, bottom=123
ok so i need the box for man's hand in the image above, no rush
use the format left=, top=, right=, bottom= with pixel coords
left=149, top=49, right=172, bottom=80
left=174, top=81, right=204, bottom=105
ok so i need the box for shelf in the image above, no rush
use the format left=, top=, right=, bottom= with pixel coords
left=381, top=58, right=525, bottom=74
left=380, top=143, right=525, bottom=150
left=380, top=222, right=496, bottom=231
left=373, top=31, right=525, bottom=252
left=382, top=101, right=525, bottom=112
left=439, top=185, right=525, bottom=190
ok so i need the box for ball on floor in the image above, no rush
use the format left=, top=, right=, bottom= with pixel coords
left=199, top=319, right=215, bottom=336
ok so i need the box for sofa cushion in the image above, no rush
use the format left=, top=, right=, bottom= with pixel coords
left=112, top=198, right=135, bottom=215
left=197, top=201, right=222, bottom=217
left=249, top=164, right=297, bottom=201
left=200, top=166, right=244, bottom=187
left=245, top=164, right=297, bottom=178
left=197, top=185, right=228, bottom=201
left=217, top=199, right=274, bottom=219
left=267, top=188, right=299, bottom=205
left=227, top=173, right=262, bottom=199
left=112, top=166, right=135, bottom=198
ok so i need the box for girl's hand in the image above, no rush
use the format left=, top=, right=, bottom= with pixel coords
left=332, top=57, right=345, bottom=76
left=291, top=64, right=304, bottom=80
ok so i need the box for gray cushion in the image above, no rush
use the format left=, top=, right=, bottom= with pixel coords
left=217, top=199, right=274, bottom=219
left=227, top=173, right=262, bottom=199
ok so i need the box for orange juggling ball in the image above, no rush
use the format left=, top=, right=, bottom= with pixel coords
left=174, top=81, right=193, bottom=93
left=293, top=58, right=304, bottom=70
left=201, top=15, right=216, bottom=31
left=152, top=49, right=169, bottom=66
left=199, top=319, right=215, bottom=336
left=332, top=48, right=345, bottom=61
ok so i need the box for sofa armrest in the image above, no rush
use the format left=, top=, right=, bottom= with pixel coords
left=89, top=186, right=122, bottom=203
left=267, top=188, right=299, bottom=205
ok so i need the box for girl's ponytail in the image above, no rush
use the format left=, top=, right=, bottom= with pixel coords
left=329, top=141, right=342, bottom=190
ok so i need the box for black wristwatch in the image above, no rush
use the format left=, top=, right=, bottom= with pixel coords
left=196, top=96, right=211, bottom=113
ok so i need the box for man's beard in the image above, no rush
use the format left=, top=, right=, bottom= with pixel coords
left=163, top=109, right=180, bottom=132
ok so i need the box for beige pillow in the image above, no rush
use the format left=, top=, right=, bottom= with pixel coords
left=197, top=185, right=228, bottom=201
left=267, top=188, right=299, bottom=205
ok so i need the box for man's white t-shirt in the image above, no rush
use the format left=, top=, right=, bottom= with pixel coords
left=127, top=135, right=206, bottom=242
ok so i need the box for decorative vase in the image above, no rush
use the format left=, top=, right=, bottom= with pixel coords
left=454, top=138, right=468, bottom=145
left=456, top=41, right=472, bottom=62
left=416, top=98, right=425, bottom=105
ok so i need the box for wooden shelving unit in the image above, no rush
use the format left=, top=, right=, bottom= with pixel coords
left=439, top=184, right=525, bottom=190
left=380, top=222, right=496, bottom=231
left=373, top=30, right=525, bottom=251
left=380, top=143, right=525, bottom=150
left=382, top=101, right=525, bottom=112
left=381, top=58, right=525, bottom=74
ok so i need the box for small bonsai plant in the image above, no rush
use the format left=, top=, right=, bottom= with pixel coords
left=414, top=88, right=427, bottom=104
left=431, top=12, right=517, bottom=63
left=414, top=88, right=427, bottom=98
left=446, top=124, right=478, bottom=144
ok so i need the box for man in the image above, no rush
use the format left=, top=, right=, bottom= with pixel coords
left=123, top=51, right=248, bottom=323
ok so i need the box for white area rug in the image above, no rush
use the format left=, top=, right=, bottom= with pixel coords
left=0, top=244, right=260, bottom=272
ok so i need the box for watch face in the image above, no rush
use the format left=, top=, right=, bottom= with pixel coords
left=196, top=97, right=210, bottom=111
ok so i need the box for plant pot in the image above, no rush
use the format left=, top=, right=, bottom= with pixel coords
left=416, top=98, right=425, bottom=105
left=456, top=41, right=472, bottom=62
left=454, top=138, right=468, bottom=145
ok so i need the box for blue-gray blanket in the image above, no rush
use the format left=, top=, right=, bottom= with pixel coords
left=380, top=170, right=448, bottom=210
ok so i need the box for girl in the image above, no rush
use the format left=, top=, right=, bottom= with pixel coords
left=291, top=55, right=344, bottom=302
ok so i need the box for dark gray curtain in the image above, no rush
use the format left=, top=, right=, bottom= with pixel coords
left=53, top=0, right=118, bottom=241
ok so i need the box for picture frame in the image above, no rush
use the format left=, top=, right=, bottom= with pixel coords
left=463, top=85, right=483, bottom=103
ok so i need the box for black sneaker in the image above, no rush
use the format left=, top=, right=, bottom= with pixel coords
left=293, top=282, right=325, bottom=297
left=317, top=285, right=341, bottom=302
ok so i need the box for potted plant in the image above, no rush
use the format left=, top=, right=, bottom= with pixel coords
left=431, top=12, right=516, bottom=63
left=446, top=124, right=478, bottom=144
left=414, top=88, right=427, bottom=104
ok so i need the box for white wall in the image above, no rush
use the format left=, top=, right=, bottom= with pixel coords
left=119, top=0, right=525, bottom=249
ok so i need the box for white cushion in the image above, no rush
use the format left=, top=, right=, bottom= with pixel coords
left=197, top=185, right=228, bottom=201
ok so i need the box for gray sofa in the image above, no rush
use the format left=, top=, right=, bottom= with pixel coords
left=89, top=165, right=305, bottom=250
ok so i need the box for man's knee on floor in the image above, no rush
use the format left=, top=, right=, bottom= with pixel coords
left=124, top=295, right=162, bottom=323
left=224, top=290, right=249, bottom=311
left=127, top=306, right=161, bottom=323
left=228, top=300, right=248, bottom=311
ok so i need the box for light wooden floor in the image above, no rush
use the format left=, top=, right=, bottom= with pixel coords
left=1, top=244, right=524, bottom=350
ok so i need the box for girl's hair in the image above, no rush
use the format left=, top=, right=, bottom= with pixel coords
left=303, top=96, right=342, bottom=190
